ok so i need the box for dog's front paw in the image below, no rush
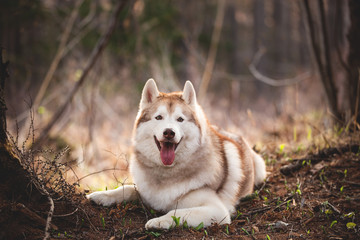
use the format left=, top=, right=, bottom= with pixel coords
left=87, top=191, right=115, bottom=207
left=145, top=216, right=175, bottom=230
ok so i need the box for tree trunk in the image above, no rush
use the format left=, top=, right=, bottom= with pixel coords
left=0, top=48, right=8, bottom=144
left=1, top=49, right=51, bottom=239
left=253, top=0, right=265, bottom=52
left=252, top=0, right=266, bottom=92
left=302, top=0, right=341, bottom=121
left=273, top=0, right=290, bottom=72
left=347, top=0, right=360, bottom=124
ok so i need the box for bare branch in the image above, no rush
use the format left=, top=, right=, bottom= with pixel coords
left=34, top=0, right=84, bottom=108
left=183, top=37, right=253, bottom=82
left=198, top=0, right=226, bottom=101
left=249, top=47, right=311, bottom=87
left=33, top=0, right=130, bottom=149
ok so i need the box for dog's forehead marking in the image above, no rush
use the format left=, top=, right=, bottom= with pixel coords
left=154, top=105, right=168, bottom=115
left=173, top=106, right=184, bottom=116
left=159, top=94, right=200, bottom=125
left=155, top=93, right=185, bottom=114
left=136, top=91, right=199, bottom=128
left=161, top=98, right=194, bottom=119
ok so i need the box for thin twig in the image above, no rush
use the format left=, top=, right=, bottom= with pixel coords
left=77, top=167, right=127, bottom=183
left=244, top=206, right=272, bottom=216
left=78, top=206, right=100, bottom=233
left=301, top=216, right=314, bottom=225
left=53, top=208, right=79, bottom=217
left=344, top=181, right=360, bottom=187
left=136, top=186, right=150, bottom=221
left=327, top=202, right=341, bottom=215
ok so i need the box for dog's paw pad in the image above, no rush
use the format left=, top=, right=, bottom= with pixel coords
left=145, top=217, right=174, bottom=230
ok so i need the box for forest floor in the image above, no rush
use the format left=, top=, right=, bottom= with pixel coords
left=1, top=131, right=360, bottom=239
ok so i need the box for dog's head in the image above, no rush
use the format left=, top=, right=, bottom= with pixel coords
left=133, top=79, right=205, bottom=167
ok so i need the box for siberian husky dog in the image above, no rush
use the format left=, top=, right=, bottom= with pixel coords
left=87, top=79, right=266, bottom=230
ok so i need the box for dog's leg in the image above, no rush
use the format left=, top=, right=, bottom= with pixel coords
left=145, top=188, right=230, bottom=230
left=87, top=185, right=137, bottom=206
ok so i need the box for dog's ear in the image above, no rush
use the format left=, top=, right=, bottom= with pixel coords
left=182, top=81, right=197, bottom=106
left=140, top=78, right=159, bottom=109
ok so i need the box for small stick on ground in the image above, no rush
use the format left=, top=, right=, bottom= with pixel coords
left=328, top=202, right=341, bottom=215
left=53, top=208, right=79, bottom=218
left=43, top=188, right=54, bottom=240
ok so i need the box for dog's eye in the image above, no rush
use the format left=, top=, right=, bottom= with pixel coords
left=155, top=115, right=163, bottom=120
left=177, top=117, right=184, bottom=122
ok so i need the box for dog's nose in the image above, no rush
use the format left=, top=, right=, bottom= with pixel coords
left=163, top=128, right=175, bottom=140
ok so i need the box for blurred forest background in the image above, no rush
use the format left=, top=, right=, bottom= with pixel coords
left=1, top=0, right=359, bottom=189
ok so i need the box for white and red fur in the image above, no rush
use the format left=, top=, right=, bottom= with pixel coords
left=87, top=79, right=266, bottom=229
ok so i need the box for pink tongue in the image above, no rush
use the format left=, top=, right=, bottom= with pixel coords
left=160, top=142, right=175, bottom=165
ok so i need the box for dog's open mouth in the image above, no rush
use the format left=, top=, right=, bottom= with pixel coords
left=154, top=136, right=182, bottom=166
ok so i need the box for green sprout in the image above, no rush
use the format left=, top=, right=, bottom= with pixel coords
left=278, top=144, right=285, bottom=155
left=307, top=126, right=312, bottom=141
left=171, top=216, right=180, bottom=227
left=286, top=200, right=291, bottom=210
left=235, top=210, right=243, bottom=219
left=194, top=222, right=204, bottom=231
left=241, top=227, right=250, bottom=236
left=148, top=231, right=161, bottom=237
left=100, top=214, right=105, bottom=229
left=225, top=225, right=229, bottom=234
left=330, top=220, right=337, bottom=228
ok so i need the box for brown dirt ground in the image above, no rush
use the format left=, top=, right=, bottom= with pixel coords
left=1, top=143, right=360, bottom=239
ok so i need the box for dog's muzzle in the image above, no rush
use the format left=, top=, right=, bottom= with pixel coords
left=154, top=136, right=182, bottom=166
